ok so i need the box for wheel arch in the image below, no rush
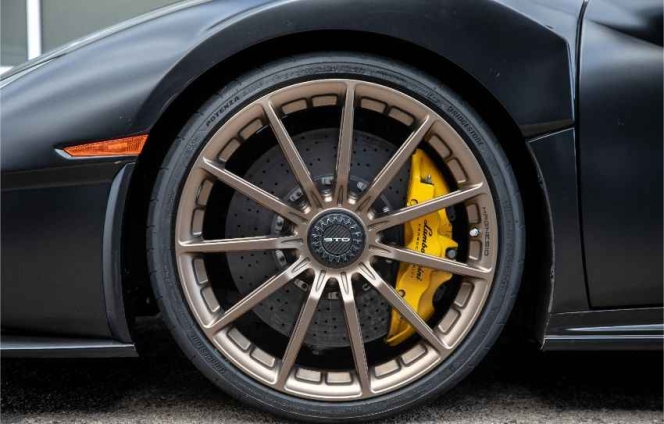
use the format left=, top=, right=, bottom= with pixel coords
left=122, top=30, right=553, bottom=343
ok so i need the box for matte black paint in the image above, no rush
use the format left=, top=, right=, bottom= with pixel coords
left=543, top=307, right=664, bottom=350
left=543, top=334, right=663, bottom=351
left=0, top=0, right=580, bottom=175
left=103, top=163, right=135, bottom=343
left=528, top=129, right=588, bottom=314
left=1, top=161, right=129, bottom=338
left=0, top=334, right=136, bottom=358
left=578, top=0, right=663, bottom=308
left=0, top=0, right=661, bottom=355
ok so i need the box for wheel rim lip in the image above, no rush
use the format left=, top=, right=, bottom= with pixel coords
left=174, top=78, right=499, bottom=401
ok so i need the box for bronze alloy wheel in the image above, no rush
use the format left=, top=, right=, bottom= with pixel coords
left=149, top=54, right=524, bottom=421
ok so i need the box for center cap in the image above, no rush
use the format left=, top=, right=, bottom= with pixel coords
left=308, top=211, right=366, bottom=268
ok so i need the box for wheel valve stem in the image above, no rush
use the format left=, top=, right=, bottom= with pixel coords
left=469, top=227, right=480, bottom=237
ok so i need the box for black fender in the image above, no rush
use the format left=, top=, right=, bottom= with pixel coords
left=1, top=0, right=582, bottom=174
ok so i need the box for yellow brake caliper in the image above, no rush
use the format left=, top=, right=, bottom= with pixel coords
left=386, top=149, right=457, bottom=346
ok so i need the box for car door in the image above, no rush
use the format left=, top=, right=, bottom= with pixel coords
left=578, top=0, right=663, bottom=307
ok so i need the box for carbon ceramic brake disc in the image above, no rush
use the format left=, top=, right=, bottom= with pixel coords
left=225, top=129, right=408, bottom=349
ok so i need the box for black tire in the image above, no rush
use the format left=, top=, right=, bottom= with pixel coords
left=147, top=53, right=525, bottom=422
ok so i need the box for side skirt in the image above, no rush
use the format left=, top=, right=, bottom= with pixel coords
left=543, top=307, right=664, bottom=351
left=1, top=335, right=137, bottom=358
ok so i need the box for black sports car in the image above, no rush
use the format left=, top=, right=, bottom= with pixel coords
left=1, top=0, right=662, bottom=421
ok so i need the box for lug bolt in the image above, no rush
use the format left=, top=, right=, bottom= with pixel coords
left=293, top=278, right=309, bottom=291
left=288, top=188, right=303, bottom=202
left=445, top=248, right=458, bottom=260
left=275, top=250, right=287, bottom=266
left=469, top=227, right=480, bottom=237
left=274, top=216, right=284, bottom=232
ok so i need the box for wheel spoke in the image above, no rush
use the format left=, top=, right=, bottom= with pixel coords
left=357, top=264, right=448, bottom=353
left=372, top=244, right=490, bottom=280
left=174, top=79, right=502, bottom=401
left=177, top=235, right=303, bottom=254
left=205, top=257, right=310, bottom=335
left=200, top=157, right=308, bottom=223
left=333, top=84, right=356, bottom=206
left=355, top=116, right=434, bottom=213
left=339, top=272, right=371, bottom=394
left=368, top=183, right=486, bottom=232
left=276, top=270, right=328, bottom=388
left=263, top=101, right=325, bottom=209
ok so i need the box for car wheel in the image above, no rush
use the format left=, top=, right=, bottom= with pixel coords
left=148, top=53, right=524, bottom=421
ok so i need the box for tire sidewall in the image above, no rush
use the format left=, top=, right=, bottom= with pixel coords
left=148, top=53, right=524, bottom=422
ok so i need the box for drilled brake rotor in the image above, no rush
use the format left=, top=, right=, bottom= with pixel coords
left=225, top=128, right=408, bottom=349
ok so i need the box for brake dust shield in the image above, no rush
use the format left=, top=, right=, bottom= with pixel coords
left=386, top=149, right=458, bottom=346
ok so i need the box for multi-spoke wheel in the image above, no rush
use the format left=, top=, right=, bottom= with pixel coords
left=148, top=54, right=524, bottom=421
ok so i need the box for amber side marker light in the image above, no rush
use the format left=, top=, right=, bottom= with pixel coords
left=63, top=135, right=148, bottom=157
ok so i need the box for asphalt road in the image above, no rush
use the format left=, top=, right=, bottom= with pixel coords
left=2, top=317, right=662, bottom=424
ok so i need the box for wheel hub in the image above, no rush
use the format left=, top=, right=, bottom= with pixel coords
left=308, top=211, right=365, bottom=268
